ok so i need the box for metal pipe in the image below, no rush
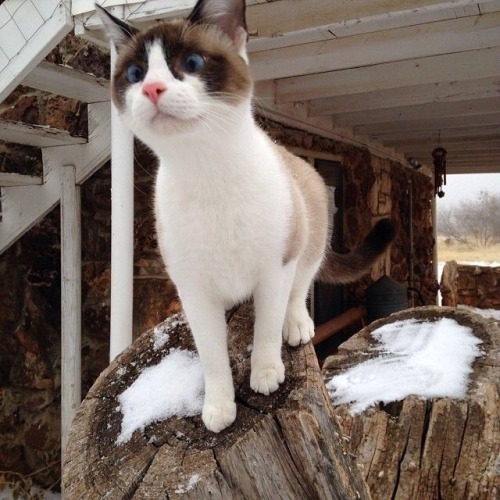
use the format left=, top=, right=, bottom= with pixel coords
left=109, top=44, right=135, bottom=360
left=408, top=179, right=415, bottom=307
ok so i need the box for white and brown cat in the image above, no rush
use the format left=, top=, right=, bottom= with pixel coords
left=97, top=0, right=395, bottom=433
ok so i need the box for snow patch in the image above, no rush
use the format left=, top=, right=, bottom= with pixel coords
left=175, top=474, right=200, bottom=494
left=326, top=318, right=483, bottom=414
left=152, top=324, right=170, bottom=350
left=116, top=349, right=204, bottom=444
left=458, top=305, right=500, bottom=321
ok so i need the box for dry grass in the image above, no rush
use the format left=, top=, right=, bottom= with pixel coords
left=437, top=237, right=500, bottom=264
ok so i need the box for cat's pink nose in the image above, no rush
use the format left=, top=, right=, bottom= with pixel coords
left=142, top=82, right=166, bottom=104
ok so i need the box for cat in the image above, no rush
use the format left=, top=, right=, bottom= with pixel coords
left=96, top=0, right=395, bottom=433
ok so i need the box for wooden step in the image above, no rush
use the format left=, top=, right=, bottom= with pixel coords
left=0, top=119, right=87, bottom=148
left=0, top=172, right=42, bottom=187
left=23, top=60, right=110, bottom=104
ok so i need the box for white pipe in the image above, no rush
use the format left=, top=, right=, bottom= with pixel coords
left=110, top=44, right=135, bottom=360
left=60, top=164, right=81, bottom=460
left=432, top=192, right=439, bottom=305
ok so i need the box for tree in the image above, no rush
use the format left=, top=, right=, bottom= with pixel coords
left=437, top=190, right=500, bottom=246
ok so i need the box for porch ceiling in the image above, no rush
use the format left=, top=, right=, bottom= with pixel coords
left=77, top=0, right=500, bottom=173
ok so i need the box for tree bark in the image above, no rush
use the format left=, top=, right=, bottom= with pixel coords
left=63, top=302, right=370, bottom=499
left=323, top=306, right=499, bottom=500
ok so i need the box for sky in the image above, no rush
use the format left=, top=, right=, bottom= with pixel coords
left=436, top=173, right=500, bottom=210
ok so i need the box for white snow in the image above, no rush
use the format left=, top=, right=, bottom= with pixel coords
left=152, top=324, right=170, bottom=350
left=326, top=317, right=483, bottom=414
left=458, top=305, right=500, bottom=321
left=0, top=486, right=61, bottom=499
left=116, top=349, right=204, bottom=444
left=175, top=474, right=201, bottom=494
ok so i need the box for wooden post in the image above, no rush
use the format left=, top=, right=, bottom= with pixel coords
left=109, top=43, right=135, bottom=360
left=60, top=164, right=82, bottom=461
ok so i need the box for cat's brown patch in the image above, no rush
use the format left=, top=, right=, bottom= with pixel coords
left=111, top=20, right=252, bottom=111
left=278, top=146, right=329, bottom=267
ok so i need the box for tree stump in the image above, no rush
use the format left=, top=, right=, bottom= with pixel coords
left=322, top=306, right=499, bottom=500
left=63, top=302, right=370, bottom=499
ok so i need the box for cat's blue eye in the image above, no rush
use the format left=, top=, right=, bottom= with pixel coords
left=182, top=53, right=205, bottom=73
left=126, top=64, right=144, bottom=83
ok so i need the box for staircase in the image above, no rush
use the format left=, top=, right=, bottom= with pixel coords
left=0, top=0, right=114, bottom=463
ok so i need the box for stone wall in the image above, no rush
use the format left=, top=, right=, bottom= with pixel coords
left=0, top=44, right=435, bottom=491
left=441, top=261, right=500, bottom=308
left=257, top=117, right=437, bottom=308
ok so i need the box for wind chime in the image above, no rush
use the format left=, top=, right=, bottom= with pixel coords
left=432, top=145, right=447, bottom=198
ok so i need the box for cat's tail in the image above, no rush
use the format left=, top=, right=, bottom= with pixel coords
left=318, top=218, right=396, bottom=285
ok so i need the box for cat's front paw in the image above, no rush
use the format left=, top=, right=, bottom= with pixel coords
left=202, top=400, right=237, bottom=433
left=283, top=307, right=315, bottom=346
left=250, top=361, right=285, bottom=395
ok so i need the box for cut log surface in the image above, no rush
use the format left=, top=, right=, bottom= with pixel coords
left=323, top=306, right=499, bottom=500
left=63, top=302, right=370, bottom=499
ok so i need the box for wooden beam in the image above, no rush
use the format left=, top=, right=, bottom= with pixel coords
left=387, top=136, right=500, bottom=148
left=0, top=172, right=42, bottom=187
left=447, top=164, right=500, bottom=173
left=379, top=125, right=500, bottom=143
left=313, top=307, right=365, bottom=346
left=250, top=12, right=500, bottom=81
left=275, top=47, right=500, bottom=102
left=247, top=0, right=500, bottom=51
left=309, top=77, right=500, bottom=116
left=332, top=98, right=500, bottom=127
left=406, top=144, right=500, bottom=154
left=354, top=113, right=500, bottom=135
left=60, top=163, right=82, bottom=462
left=23, top=60, right=110, bottom=103
left=0, top=119, right=87, bottom=148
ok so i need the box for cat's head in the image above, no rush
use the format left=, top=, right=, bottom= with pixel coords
left=96, top=0, right=252, bottom=145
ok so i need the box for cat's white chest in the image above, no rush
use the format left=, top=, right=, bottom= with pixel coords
left=154, top=149, right=288, bottom=305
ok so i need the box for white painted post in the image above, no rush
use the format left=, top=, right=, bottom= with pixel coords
left=60, top=164, right=82, bottom=460
left=109, top=44, right=135, bottom=360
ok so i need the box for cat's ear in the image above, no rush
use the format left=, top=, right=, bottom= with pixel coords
left=95, top=3, right=138, bottom=49
left=188, top=0, right=248, bottom=60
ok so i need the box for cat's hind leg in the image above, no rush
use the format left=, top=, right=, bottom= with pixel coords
left=179, top=289, right=236, bottom=433
left=283, top=260, right=321, bottom=346
left=250, top=262, right=296, bottom=395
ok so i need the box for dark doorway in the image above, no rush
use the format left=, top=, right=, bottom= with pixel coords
left=313, top=160, right=344, bottom=325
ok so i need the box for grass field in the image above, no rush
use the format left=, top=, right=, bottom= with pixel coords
left=437, top=237, right=500, bottom=264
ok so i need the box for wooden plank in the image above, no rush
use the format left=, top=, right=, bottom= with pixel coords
left=60, top=164, right=82, bottom=462
left=447, top=164, right=500, bottom=173
left=354, top=113, right=500, bottom=135
left=387, top=136, right=500, bottom=148
left=378, top=125, right=500, bottom=143
left=275, top=47, right=500, bottom=102
left=0, top=119, right=87, bottom=148
left=0, top=0, right=72, bottom=102
left=403, top=143, right=500, bottom=154
left=309, top=77, right=500, bottom=116
left=247, top=0, right=490, bottom=40
left=332, top=98, right=500, bottom=127
left=250, top=12, right=500, bottom=81
left=23, top=60, right=110, bottom=103
left=0, top=172, right=42, bottom=187
left=247, top=0, right=497, bottom=52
